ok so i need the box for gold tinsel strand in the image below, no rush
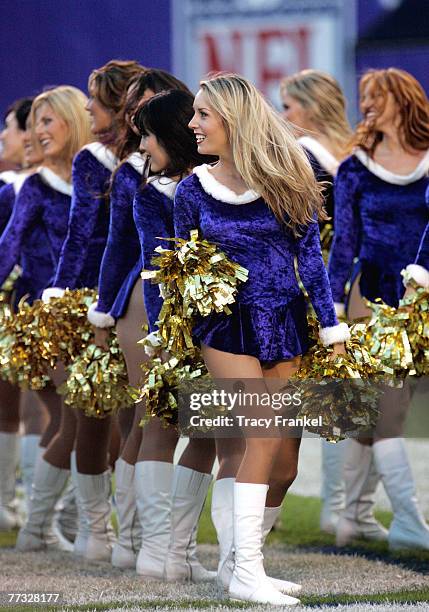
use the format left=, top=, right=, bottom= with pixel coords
left=0, top=289, right=96, bottom=390
left=291, top=319, right=383, bottom=442
left=59, top=334, right=133, bottom=418
left=398, top=281, right=429, bottom=377
left=0, top=265, right=22, bottom=305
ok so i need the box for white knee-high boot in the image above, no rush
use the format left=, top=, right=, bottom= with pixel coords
left=0, top=432, right=20, bottom=530
left=164, top=465, right=215, bottom=582
left=53, top=478, right=78, bottom=543
left=70, top=450, right=90, bottom=556
left=74, top=468, right=115, bottom=562
left=211, top=478, right=301, bottom=597
left=20, top=434, right=42, bottom=515
left=320, top=440, right=345, bottom=534
left=111, top=458, right=141, bottom=568
left=373, top=438, right=429, bottom=551
left=229, top=482, right=300, bottom=606
left=135, top=460, right=173, bottom=579
left=336, top=439, right=388, bottom=546
left=16, top=456, right=73, bottom=551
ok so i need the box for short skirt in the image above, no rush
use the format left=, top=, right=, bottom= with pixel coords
left=193, top=292, right=310, bottom=363
left=110, top=259, right=142, bottom=320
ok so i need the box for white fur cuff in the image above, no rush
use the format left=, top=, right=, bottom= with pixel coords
left=87, top=302, right=115, bottom=328
left=404, top=264, right=429, bottom=288
left=42, top=287, right=65, bottom=303
left=319, top=322, right=350, bottom=346
left=334, top=302, right=346, bottom=318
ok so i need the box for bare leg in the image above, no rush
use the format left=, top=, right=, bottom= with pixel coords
left=75, top=411, right=112, bottom=474
left=37, top=384, right=62, bottom=448
left=43, top=402, right=77, bottom=470
left=21, top=391, right=49, bottom=435
left=0, top=381, right=20, bottom=433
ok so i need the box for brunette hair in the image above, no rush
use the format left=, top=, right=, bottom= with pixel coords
left=3, top=97, right=34, bottom=130
left=133, top=89, right=215, bottom=179
left=354, top=68, right=429, bottom=155
left=88, top=59, right=144, bottom=144
left=117, top=69, right=192, bottom=161
left=200, top=73, right=325, bottom=232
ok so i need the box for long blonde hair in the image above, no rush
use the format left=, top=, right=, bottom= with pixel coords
left=280, top=69, right=352, bottom=159
left=31, top=86, right=92, bottom=162
left=200, top=73, right=325, bottom=232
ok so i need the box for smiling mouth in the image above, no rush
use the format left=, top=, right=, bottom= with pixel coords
left=40, top=139, right=51, bottom=148
left=195, top=134, right=206, bottom=144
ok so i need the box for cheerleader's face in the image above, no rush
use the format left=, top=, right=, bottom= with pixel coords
left=281, top=92, right=310, bottom=131
left=0, top=111, right=25, bottom=165
left=34, top=103, right=70, bottom=159
left=140, top=131, right=169, bottom=173
left=360, top=83, right=400, bottom=132
left=189, top=89, right=230, bottom=157
left=23, top=116, right=44, bottom=167
left=86, top=96, right=113, bottom=135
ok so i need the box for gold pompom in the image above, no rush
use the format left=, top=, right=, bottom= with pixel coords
left=291, top=319, right=382, bottom=442
left=399, top=285, right=429, bottom=376
left=141, top=230, right=248, bottom=359
left=59, top=334, right=133, bottom=418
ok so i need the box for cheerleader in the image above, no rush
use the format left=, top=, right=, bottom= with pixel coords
left=281, top=70, right=385, bottom=540
left=41, top=60, right=144, bottom=562
left=175, top=74, right=349, bottom=606
left=88, top=70, right=192, bottom=569
left=0, top=86, right=92, bottom=550
left=90, top=89, right=217, bottom=579
left=0, top=97, right=46, bottom=531
left=328, top=68, right=429, bottom=551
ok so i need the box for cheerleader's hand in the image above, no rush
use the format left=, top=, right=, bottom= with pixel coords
left=94, top=327, right=109, bottom=350
left=143, top=330, right=164, bottom=357
left=329, top=342, right=346, bottom=360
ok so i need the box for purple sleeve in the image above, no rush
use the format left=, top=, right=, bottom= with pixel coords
left=133, top=185, right=174, bottom=332
left=96, top=168, right=141, bottom=314
left=0, top=177, right=40, bottom=285
left=0, top=184, right=15, bottom=235
left=328, top=159, right=361, bottom=303
left=173, top=179, right=200, bottom=240
left=53, top=150, right=109, bottom=289
left=296, top=219, right=338, bottom=328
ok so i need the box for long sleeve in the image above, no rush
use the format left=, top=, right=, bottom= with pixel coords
left=296, top=219, right=340, bottom=332
left=53, top=149, right=110, bottom=289
left=134, top=185, right=175, bottom=332
left=0, top=177, right=40, bottom=286
left=95, top=168, right=141, bottom=317
left=328, top=159, right=362, bottom=304
left=173, top=180, right=200, bottom=240
left=0, top=183, right=15, bottom=235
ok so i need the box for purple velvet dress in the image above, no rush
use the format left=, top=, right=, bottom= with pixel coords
left=94, top=153, right=145, bottom=321
left=0, top=168, right=72, bottom=304
left=174, top=165, right=342, bottom=362
left=0, top=183, right=15, bottom=235
left=133, top=178, right=176, bottom=332
left=53, top=143, right=117, bottom=290
left=328, top=150, right=429, bottom=308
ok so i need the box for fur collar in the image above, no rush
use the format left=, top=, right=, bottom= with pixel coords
left=193, top=164, right=260, bottom=204
left=13, top=173, right=30, bottom=195
left=126, top=152, right=146, bottom=175
left=299, top=136, right=339, bottom=177
left=0, top=170, right=18, bottom=185
left=38, top=167, right=72, bottom=196
left=82, top=142, right=118, bottom=172
left=147, top=176, right=177, bottom=200
left=354, top=148, right=429, bottom=185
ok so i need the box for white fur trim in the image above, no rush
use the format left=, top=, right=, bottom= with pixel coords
left=38, top=167, right=72, bottom=196
left=0, top=170, right=18, bottom=185
left=127, top=152, right=146, bottom=175
left=319, top=322, right=350, bottom=346
left=354, top=148, right=429, bottom=185
left=13, top=173, right=30, bottom=195
left=193, top=164, right=260, bottom=204
left=334, top=302, right=346, bottom=318
left=405, top=264, right=429, bottom=288
left=82, top=142, right=118, bottom=172
left=299, top=136, right=339, bottom=177
left=147, top=176, right=177, bottom=200
left=41, top=287, right=65, bottom=303
left=87, top=302, right=115, bottom=328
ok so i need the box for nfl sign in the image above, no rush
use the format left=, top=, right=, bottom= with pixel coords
left=172, top=0, right=356, bottom=111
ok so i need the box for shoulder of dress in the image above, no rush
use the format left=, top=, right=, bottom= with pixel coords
left=80, top=142, right=118, bottom=171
